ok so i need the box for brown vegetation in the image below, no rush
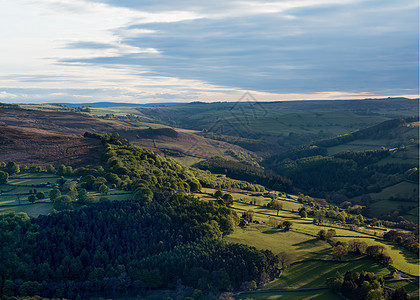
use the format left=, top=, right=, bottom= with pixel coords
left=0, top=122, right=103, bottom=168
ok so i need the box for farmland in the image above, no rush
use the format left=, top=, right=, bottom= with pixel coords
left=194, top=188, right=419, bottom=277
left=0, top=173, right=133, bottom=216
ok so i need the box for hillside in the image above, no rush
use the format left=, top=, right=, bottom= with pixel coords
left=0, top=105, right=256, bottom=166
left=131, top=98, right=418, bottom=153
left=0, top=107, right=121, bottom=135
left=0, top=122, right=103, bottom=168
left=264, top=117, right=419, bottom=223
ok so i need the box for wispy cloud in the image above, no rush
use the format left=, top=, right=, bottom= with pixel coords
left=0, top=0, right=418, bottom=104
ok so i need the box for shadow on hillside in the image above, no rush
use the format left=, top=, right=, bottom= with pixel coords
left=261, top=229, right=281, bottom=234
left=293, top=238, right=322, bottom=250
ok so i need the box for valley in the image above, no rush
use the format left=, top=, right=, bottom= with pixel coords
left=0, top=99, right=418, bottom=299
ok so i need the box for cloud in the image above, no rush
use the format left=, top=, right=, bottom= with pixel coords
left=0, top=91, right=18, bottom=99
left=0, top=0, right=417, bottom=104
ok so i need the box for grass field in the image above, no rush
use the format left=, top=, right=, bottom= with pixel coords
left=207, top=188, right=420, bottom=277
left=226, top=224, right=332, bottom=262
left=0, top=173, right=133, bottom=216
left=367, top=198, right=419, bottom=222
left=0, top=203, right=52, bottom=216
left=336, top=236, right=419, bottom=276
left=236, top=289, right=341, bottom=299
left=264, top=258, right=392, bottom=289
left=367, top=181, right=418, bottom=201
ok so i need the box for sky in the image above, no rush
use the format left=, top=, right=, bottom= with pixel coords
left=0, top=0, right=418, bottom=104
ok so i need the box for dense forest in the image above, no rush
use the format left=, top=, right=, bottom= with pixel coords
left=0, top=133, right=281, bottom=298
left=0, top=198, right=280, bottom=298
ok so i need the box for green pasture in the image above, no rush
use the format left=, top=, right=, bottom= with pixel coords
left=87, top=106, right=142, bottom=117
left=0, top=203, right=52, bottom=216
left=216, top=190, right=419, bottom=276
left=236, top=289, right=340, bottom=300
left=0, top=173, right=133, bottom=216
left=264, top=258, right=392, bottom=290
left=226, top=223, right=332, bottom=262
left=368, top=198, right=418, bottom=221
left=171, top=155, right=203, bottom=166
left=337, top=237, right=419, bottom=276
left=366, top=181, right=418, bottom=201
left=8, top=172, right=61, bottom=182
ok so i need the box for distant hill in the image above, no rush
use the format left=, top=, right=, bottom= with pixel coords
left=264, top=117, right=419, bottom=218
left=315, top=116, right=419, bottom=150
left=133, top=98, right=419, bottom=154
left=52, top=102, right=187, bottom=108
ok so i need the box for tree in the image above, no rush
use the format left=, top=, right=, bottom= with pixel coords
left=53, top=195, right=73, bottom=211
left=30, top=166, right=42, bottom=173
left=99, top=184, right=110, bottom=195
left=2, top=280, right=14, bottom=297
left=36, top=191, right=45, bottom=199
left=366, top=245, right=385, bottom=257
left=299, top=210, right=308, bottom=218
left=278, top=252, right=291, bottom=269
left=332, top=244, right=348, bottom=260
left=63, top=180, right=77, bottom=191
left=393, top=288, right=408, bottom=300
left=326, top=229, right=336, bottom=239
left=348, top=240, right=367, bottom=254
left=222, top=193, right=233, bottom=206
left=214, top=190, right=223, bottom=199
left=134, top=184, right=153, bottom=203
left=318, top=230, right=327, bottom=240
left=78, top=188, right=88, bottom=203
left=57, top=164, right=67, bottom=176
left=0, top=170, right=9, bottom=184
left=366, top=288, right=383, bottom=300
left=315, top=210, right=325, bottom=224
left=270, top=199, right=283, bottom=216
left=28, top=195, right=36, bottom=203
left=18, top=281, right=42, bottom=297
left=240, top=280, right=257, bottom=291
left=46, top=164, right=56, bottom=173
left=336, top=213, right=346, bottom=223
left=6, top=161, right=20, bottom=175
left=187, top=178, right=201, bottom=192
left=49, top=188, right=61, bottom=201
left=283, top=220, right=292, bottom=231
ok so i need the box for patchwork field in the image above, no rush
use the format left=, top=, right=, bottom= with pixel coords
left=0, top=173, right=132, bottom=216
left=195, top=188, right=420, bottom=278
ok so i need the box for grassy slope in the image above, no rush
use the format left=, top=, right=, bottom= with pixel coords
left=264, top=258, right=392, bottom=289
left=236, top=289, right=341, bottom=299
left=200, top=188, right=420, bottom=276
